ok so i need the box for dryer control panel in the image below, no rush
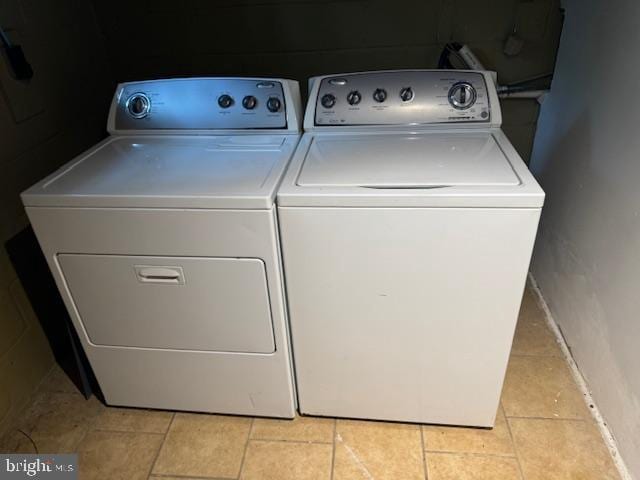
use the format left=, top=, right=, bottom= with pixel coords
left=112, top=78, right=291, bottom=131
left=313, top=71, right=492, bottom=126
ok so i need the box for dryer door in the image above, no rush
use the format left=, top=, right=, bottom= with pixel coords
left=58, top=254, right=275, bottom=353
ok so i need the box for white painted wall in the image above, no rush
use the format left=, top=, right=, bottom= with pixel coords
left=529, top=1, right=640, bottom=477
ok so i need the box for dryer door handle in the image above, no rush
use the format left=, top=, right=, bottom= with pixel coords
left=135, top=266, right=185, bottom=284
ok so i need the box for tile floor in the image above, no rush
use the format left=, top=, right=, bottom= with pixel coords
left=0, top=286, right=622, bottom=479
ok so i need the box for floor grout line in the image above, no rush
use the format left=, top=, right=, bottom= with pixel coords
left=247, top=437, right=334, bottom=445
left=528, top=274, right=632, bottom=480
left=503, top=415, right=587, bottom=421
left=503, top=405, right=527, bottom=480
left=91, top=427, right=172, bottom=435
left=149, top=473, right=236, bottom=480
left=236, top=417, right=255, bottom=480
left=419, top=425, right=429, bottom=479
left=424, top=449, right=517, bottom=459
left=147, top=411, right=175, bottom=478
left=509, top=352, right=563, bottom=358
left=163, top=412, right=176, bottom=435
left=329, top=418, right=337, bottom=480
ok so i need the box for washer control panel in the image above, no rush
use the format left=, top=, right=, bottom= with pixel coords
left=114, top=78, right=287, bottom=130
left=314, top=71, right=491, bottom=126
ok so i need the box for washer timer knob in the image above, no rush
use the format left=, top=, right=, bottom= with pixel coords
left=373, top=88, right=387, bottom=103
left=321, top=93, right=337, bottom=109
left=399, top=87, right=414, bottom=102
left=126, top=93, right=151, bottom=119
left=346, top=90, right=362, bottom=106
left=242, top=95, right=257, bottom=110
left=448, top=82, right=477, bottom=109
left=266, top=97, right=282, bottom=112
left=217, top=94, right=234, bottom=109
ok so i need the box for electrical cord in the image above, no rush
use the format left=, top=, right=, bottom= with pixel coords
left=0, top=27, right=11, bottom=48
left=437, top=42, right=551, bottom=100
left=438, top=42, right=465, bottom=69
left=0, top=26, right=34, bottom=80
left=506, top=72, right=553, bottom=87
left=17, top=429, right=39, bottom=454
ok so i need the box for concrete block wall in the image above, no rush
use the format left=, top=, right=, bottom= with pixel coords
left=0, top=0, right=113, bottom=435
left=91, top=0, right=563, bottom=162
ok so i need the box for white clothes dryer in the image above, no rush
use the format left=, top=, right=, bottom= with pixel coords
left=22, top=77, right=302, bottom=417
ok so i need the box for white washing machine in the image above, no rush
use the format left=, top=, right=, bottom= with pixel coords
left=22, top=77, right=302, bottom=418
left=278, top=70, right=545, bottom=427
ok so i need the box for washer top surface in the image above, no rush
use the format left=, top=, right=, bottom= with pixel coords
left=278, top=129, right=544, bottom=208
left=23, top=134, right=299, bottom=209
left=278, top=70, right=544, bottom=208
left=297, top=132, right=519, bottom=188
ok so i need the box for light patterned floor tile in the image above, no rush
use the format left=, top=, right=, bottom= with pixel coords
left=148, top=478, right=202, bottom=480
left=426, top=452, right=521, bottom=480
left=511, top=290, right=562, bottom=356
left=509, top=418, right=620, bottom=480
left=93, top=406, right=173, bottom=434
left=152, top=413, right=251, bottom=478
left=0, top=391, right=103, bottom=453
left=423, top=407, right=514, bottom=456
left=148, top=477, right=204, bottom=480
left=37, top=365, right=79, bottom=394
left=251, top=415, right=334, bottom=443
left=333, top=419, right=424, bottom=480
left=78, top=430, right=163, bottom=480
left=501, top=355, right=588, bottom=419
left=240, top=440, right=332, bottom=480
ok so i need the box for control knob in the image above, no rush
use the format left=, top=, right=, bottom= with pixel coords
left=242, top=95, right=257, bottom=110
left=399, top=87, right=414, bottom=102
left=373, top=88, right=387, bottom=103
left=448, top=82, right=477, bottom=109
left=126, top=93, right=151, bottom=119
left=266, top=97, right=282, bottom=112
left=321, top=93, right=337, bottom=109
left=218, top=94, right=234, bottom=109
left=346, top=90, right=362, bottom=106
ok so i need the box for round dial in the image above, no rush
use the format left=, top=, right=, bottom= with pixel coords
left=126, top=93, right=151, bottom=119
left=373, top=88, right=387, bottom=103
left=218, top=94, right=234, bottom=109
left=242, top=95, right=257, bottom=110
left=346, top=90, right=362, bottom=106
left=321, top=93, right=337, bottom=109
left=399, top=87, right=414, bottom=102
left=266, top=96, right=282, bottom=112
left=448, top=82, right=477, bottom=109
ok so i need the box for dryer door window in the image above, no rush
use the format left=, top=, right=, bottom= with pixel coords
left=59, top=254, right=275, bottom=353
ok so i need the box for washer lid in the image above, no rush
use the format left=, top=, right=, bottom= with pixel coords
left=297, top=133, right=520, bottom=188
left=22, top=134, right=299, bottom=209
